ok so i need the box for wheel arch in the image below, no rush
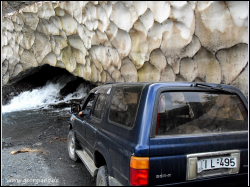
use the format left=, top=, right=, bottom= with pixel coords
left=94, top=142, right=113, bottom=176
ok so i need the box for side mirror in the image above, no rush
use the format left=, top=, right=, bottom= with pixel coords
left=71, top=104, right=80, bottom=113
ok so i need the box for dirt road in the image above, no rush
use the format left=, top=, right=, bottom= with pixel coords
left=2, top=108, right=96, bottom=186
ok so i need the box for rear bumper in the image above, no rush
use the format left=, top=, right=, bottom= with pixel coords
left=152, top=173, right=248, bottom=186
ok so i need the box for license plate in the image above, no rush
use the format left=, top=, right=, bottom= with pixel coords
left=197, top=157, right=237, bottom=173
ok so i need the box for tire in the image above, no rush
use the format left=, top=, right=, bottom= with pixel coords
left=96, top=165, right=109, bottom=186
left=67, top=130, right=80, bottom=162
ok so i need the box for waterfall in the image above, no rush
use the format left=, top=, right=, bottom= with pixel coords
left=2, top=75, right=89, bottom=113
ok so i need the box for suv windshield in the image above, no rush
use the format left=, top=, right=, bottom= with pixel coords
left=156, top=92, right=248, bottom=136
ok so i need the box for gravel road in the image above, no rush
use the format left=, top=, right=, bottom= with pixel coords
left=2, top=108, right=96, bottom=186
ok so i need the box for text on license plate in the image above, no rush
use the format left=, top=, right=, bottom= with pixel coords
left=197, top=157, right=237, bottom=173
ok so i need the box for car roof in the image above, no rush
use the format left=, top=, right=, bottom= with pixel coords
left=90, top=82, right=242, bottom=94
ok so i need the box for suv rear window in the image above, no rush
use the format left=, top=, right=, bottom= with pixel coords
left=156, top=92, right=248, bottom=136
left=109, top=85, right=143, bottom=128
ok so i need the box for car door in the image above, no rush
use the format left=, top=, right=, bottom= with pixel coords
left=75, top=93, right=96, bottom=148
left=85, top=93, right=108, bottom=156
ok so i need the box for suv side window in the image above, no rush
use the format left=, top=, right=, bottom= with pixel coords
left=92, top=93, right=107, bottom=119
left=82, top=93, right=96, bottom=113
left=109, top=85, right=143, bottom=128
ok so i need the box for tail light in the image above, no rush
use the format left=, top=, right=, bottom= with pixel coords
left=130, top=156, right=149, bottom=186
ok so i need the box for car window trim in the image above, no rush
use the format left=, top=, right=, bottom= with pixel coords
left=150, top=87, right=240, bottom=138
left=107, top=85, right=144, bottom=130
left=82, top=93, right=99, bottom=118
left=92, top=93, right=108, bottom=121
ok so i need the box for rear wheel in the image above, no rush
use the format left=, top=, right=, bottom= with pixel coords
left=96, top=165, right=109, bottom=186
left=67, top=130, right=79, bottom=161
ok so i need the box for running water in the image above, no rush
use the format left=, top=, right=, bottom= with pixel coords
left=2, top=75, right=89, bottom=113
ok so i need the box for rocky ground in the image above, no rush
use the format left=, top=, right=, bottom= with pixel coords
left=2, top=109, right=96, bottom=186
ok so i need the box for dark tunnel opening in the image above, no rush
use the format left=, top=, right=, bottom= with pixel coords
left=2, top=64, right=96, bottom=106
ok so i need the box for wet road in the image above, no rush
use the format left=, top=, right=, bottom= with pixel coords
left=2, top=109, right=96, bottom=186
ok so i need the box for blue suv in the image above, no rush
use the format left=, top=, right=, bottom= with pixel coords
left=68, top=82, right=248, bottom=186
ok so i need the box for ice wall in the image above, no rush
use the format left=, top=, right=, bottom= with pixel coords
left=2, top=1, right=248, bottom=98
